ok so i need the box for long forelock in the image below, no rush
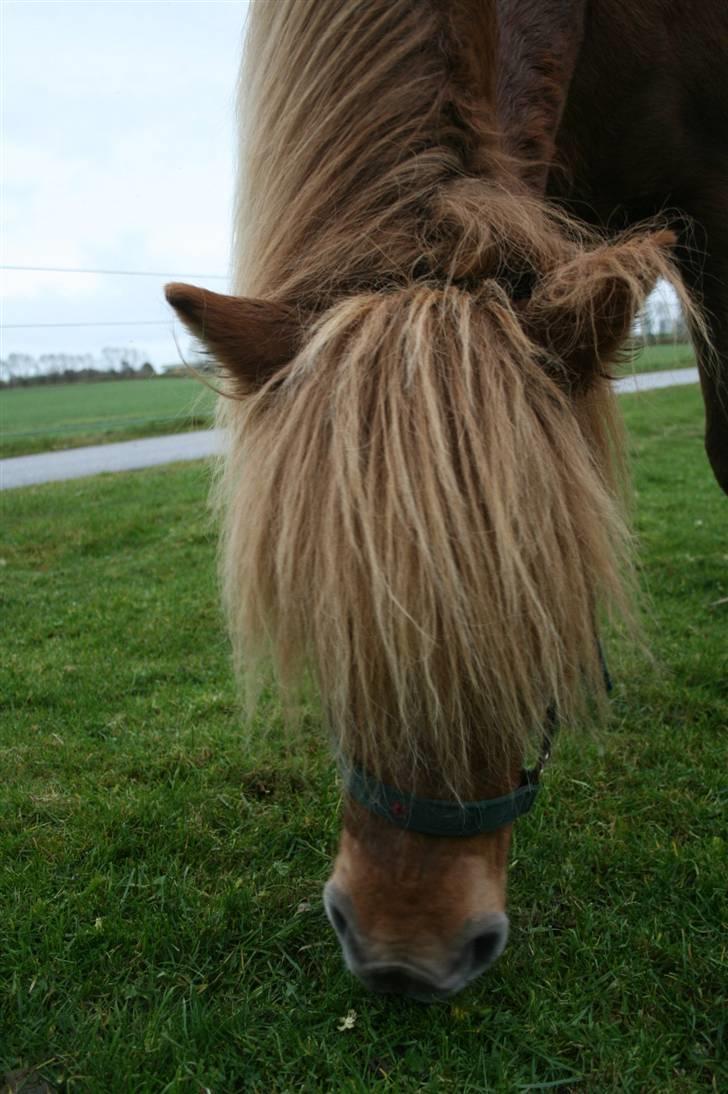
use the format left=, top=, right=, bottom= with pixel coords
left=216, top=0, right=683, bottom=793
left=218, top=285, right=631, bottom=794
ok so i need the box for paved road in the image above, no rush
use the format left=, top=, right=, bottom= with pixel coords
left=612, top=366, right=698, bottom=394
left=1, top=367, right=699, bottom=491
left=1, top=429, right=225, bottom=490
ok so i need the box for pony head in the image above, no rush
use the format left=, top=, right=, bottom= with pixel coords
left=166, top=0, right=683, bottom=996
left=167, top=223, right=673, bottom=995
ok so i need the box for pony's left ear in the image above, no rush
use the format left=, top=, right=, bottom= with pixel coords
left=525, top=229, right=676, bottom=392
left=165, top=283, right=300, bottom=394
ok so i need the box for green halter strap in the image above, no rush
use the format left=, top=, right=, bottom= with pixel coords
left=342, top=643, right=612, bottom=838
left=342, top=711, right=553, bottom=837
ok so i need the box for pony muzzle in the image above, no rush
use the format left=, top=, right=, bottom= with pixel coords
left=324, top=882, right=509, bottom=998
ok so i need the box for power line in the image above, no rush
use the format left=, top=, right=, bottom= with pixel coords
left=0, top=264, right=227, bottom=279
left=2, top=320, right=172, bottom=329
left=1, top=265, right=225, bottom=333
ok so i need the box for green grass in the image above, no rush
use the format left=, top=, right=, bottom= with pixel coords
left=1, top=387, right=725, bottom=1092
left=1, top=344, right=695, bottom=459
left=0, top=378, right=216, bottom=458
left=627, top=341, right=696, bottom=375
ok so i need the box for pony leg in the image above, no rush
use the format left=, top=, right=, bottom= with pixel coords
left=679, top=211, right=728, bottom=498
left=698, top=335, right=728, bottom=499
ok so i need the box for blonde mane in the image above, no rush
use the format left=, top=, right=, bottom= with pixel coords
left=216, top=0, right=682, bottom=795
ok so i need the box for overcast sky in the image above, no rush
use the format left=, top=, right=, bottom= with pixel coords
left=2, top=0, right=249, bottom=368
left=2, top=0, right=680, bottom=373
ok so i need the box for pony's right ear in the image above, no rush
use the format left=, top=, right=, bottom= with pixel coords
left=525, top=230, right=676, bottom=393
left=165, top=283, right=300, bottom=394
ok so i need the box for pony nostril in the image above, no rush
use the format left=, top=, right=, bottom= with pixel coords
left=470, top=929, right=501, bottom=970
left=462, top=915, right=509, bottom=977
left=329, top=903, right=348, bottom=938
left=323, top=885, right=351, bottom=942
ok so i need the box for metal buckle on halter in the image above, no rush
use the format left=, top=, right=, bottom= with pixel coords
left=534, top=742, right=551, bottom=777
left=531, top=704, right=557, bottom=780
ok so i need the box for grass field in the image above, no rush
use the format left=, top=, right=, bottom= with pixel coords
left=1, top=387, right=725, bottom=1091
left=1, top=343, right=696, bottom=459
left=0, top=377, right=217, bottom=459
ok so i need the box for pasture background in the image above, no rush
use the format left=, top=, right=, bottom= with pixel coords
left=0, top=378, right=216, bottom=459
left=0, top=342, right=695, bottom=458
left=1, top=386, right=726, bottom=1092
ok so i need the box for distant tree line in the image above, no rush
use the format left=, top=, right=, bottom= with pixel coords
left=0, top=348, right=160, bottom=388
left=640, top=296, right=691, bottom=343
left=2, top=305, right=689, bottom=389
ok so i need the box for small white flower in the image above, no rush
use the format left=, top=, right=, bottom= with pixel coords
left=337, top=1009, right=357, bottom=1031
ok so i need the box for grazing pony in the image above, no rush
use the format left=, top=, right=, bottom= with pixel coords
left=166, top=0, right=727, bottom=998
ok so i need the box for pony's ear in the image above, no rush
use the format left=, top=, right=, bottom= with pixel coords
left=165, top=283, right=299, bottom=394
left=526, top=230, right=676, bottom=392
